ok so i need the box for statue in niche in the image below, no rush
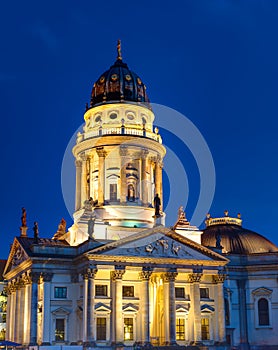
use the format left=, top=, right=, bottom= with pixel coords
left=127, top=184, right=135, bottom=201
left=21, top=207, right=27, bottom=227
left=154, top=193, right=161, bottom=216
left=88, top=214, right=96, bottom=239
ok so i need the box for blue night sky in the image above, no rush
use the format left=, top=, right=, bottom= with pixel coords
left=0, top=0, right=277, bottom=258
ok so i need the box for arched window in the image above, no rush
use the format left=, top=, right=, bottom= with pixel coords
left=258, top=298, right=269, bottom=326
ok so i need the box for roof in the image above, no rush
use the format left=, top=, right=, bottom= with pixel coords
left=202, top=224, right=278, bottom=255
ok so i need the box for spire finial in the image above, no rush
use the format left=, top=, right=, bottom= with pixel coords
left=117, top=39, right=122, bottom=60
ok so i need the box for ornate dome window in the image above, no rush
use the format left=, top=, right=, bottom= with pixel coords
left=109, top=113, right=118, bottom=120
left=127, top=114, right=135, bottom=121
left=111, top=74, right=118, bottom=81
left=95, top=115, right=102, bottom=123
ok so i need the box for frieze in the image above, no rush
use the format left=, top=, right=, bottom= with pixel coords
left=125, top=237, right=193, bottom=258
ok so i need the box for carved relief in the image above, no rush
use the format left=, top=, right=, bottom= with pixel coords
left=11, top=246, right=27, bottom=267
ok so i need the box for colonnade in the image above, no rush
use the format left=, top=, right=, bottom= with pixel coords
left=75, top=146, right=163, bottom=211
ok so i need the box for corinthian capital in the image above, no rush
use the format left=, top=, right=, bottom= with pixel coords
left=162, top=269, right=178, bottom=282
left=139, top=267, right=153, bottom=281
left=111, top=267, right=125, bottom=280
left=82, top=266, right=98, bottom=279
left=41, top=272, right=54, bottom=283
left=188, top=272, right=203, bottom=283
left=96, top=147, right=107, bottom=158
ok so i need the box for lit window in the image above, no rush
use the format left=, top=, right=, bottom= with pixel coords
left=124, top=318, right=133, bottom=341
left=201, top=318, right=210, bottom=340
left=200, top=288, right=209, bottom=299
left=258, top=298, right=269, bottom=326
left=95, top=285, right=108, bottom=297
left=176, top=318, right=185, bottom=340
left=175, top=287, right=185, bottom=298
left=96, top=317, right=106, bottom=340
left=123, top=286, right=134, bottom=297
left=55, top=319, right=65, bottom=341
left=54, top=287, right=67, bottom=299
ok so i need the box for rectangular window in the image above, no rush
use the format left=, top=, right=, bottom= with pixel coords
left=54, top=287, right=67, bottom=299
left=200, top=287, right=209, bottom=299
left=110, top=184, right=117, bottom=201
left=123, top=286, right=134, bottom=297
left=95, top=285, right=108, bottom=297
left=201, top=318, right=210, bottom=340
left=176, top=318, right=185, bottom=340
left=175, top=287, right=185, bottom=298
left=55, top=319, right=65, bottom=341
left=96, top=317, right=106, bottom=340
left=124, top=318, right=134, bottom=341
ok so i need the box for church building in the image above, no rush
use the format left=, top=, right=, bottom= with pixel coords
left=3, top=42, right=278, bottom=350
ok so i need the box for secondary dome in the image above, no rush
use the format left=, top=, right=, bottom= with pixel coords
left=89, top=40, right=151, bottom=110
left=201, top=213, right=278, bottom=254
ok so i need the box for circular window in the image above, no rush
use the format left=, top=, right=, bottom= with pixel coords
left=111, top=74, right=118, bottom=81
left=110, top=113, right=117, bottom=120
left=99, top=76, right=105, bottom=83
left=127, top=114, right=135, bottom=120
left=137, top=77, right=142, bottom=85
left=125, top=74, right=132, bottom=81
left=95, top=115, right=101, bottom=123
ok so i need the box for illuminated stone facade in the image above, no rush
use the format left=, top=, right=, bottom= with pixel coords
left=3, top=45, right=278, bottom=349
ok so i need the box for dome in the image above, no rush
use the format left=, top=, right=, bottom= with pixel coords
left=201, top=214, right=278, bottom=255
left=89, top=41, right=151, bottom=110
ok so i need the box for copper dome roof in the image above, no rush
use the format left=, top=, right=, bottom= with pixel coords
left=202, top=223, right=278, bottom=255
left=89, top=41, right=151, bottom=110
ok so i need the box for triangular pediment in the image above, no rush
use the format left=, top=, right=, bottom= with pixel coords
left=4, top=238, right=30, bottom=277
left=122, top=303, right=139, bottom=313
left=95, top=302, right=111, bottom=313
left=87, top=226, right=228, bottom=264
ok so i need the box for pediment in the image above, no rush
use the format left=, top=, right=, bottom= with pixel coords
left=252, top=287, right=273, bottom=297
left=4, top=238, right=30, bottom=276
left=88, top=226, right=228, bottom=263
left=201, top=304, right=215, bottom=313
left=176, top=304, right=189, bottom=313
left=95, top=302, right=111, bottom=313
left=52, top=307, right=70, bottom=316
left=122, top=303, right=139, bottom=313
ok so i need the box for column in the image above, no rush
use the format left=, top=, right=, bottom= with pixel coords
left=75, top=159, right=82, bottom=210
left=83, top=266, right=98, bottom=346
left=96, top=147, right=107, bottom=205
left=41, top=273, right=53, bottom=345
left=163, top=270, right=178, bottom=345
left=89, top=155, right=94, bottom=199
left=29, top=272, right=41, bottom=345
left=237, top=279, right=250, bottom=350
left=111, top=267, right=125, bottom=345
left=81, top=154, right=88, bottom=207
left=141, top=149, right=149, bottom=205
left=188, top=271, right=203, bottom=344
left=213, top=272, right=226, bottom=343
left=154, top=155, right=163, bottom=210
left=22, top=273, right=32, bottom=345
left=119, top=146, right=128, bottom=203
left=139, top=268, right=152, bottom=345
left=17, top=279, right=25, bottom=343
